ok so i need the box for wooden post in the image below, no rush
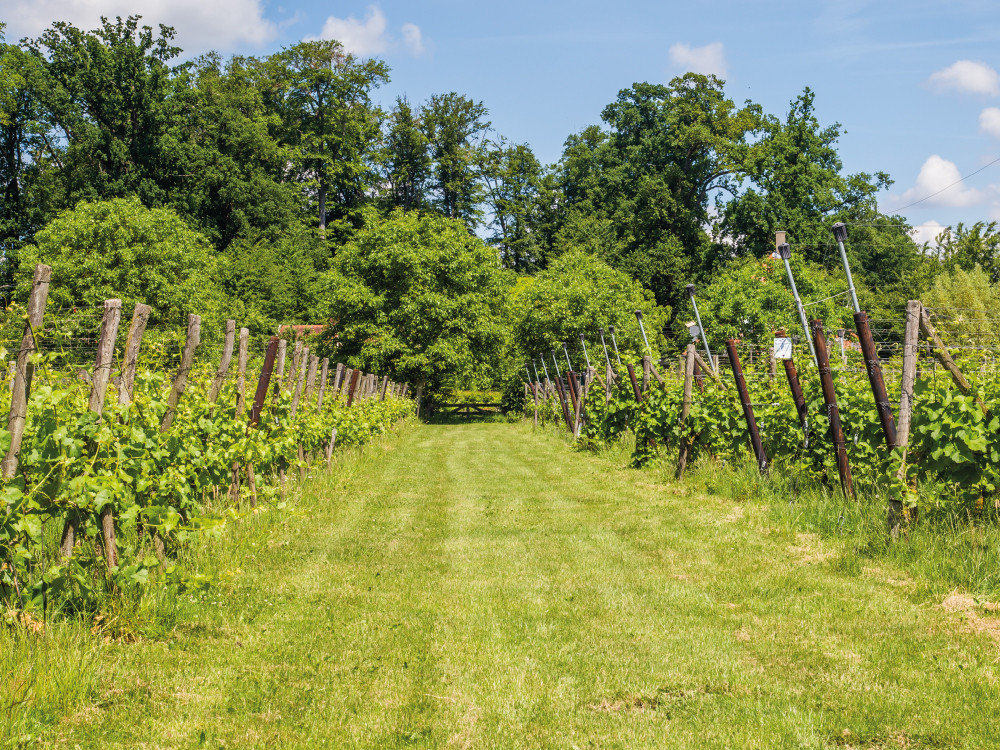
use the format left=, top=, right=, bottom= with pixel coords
left=235, top=328, right=249, bottom=415
left=229, top=327, right=250, bottom=505
left=891, top=300, right=922, bottom=536
left=304, top=355, right=319, bottom=406
left=812, top=320, right=854, bottom=499
left=693, top=351, right=728, bottom=391
left=768, top=347, right=777, bottom=381
left=73, top=299, right=123, bottom=565
left=325, top=428, right=337, bottom=469
left=291, top=347, right=308, bottom=417
left=553, top=375, right=574, bottom=432
left=160, top=314, right=201, bottom=433
left=379, top=374, right=389, bottom=401
left=285, top=341, right=302, bottom=393
left=642, top=355, right=651, bottom=393
left=117, top=303, right=151, bottom=407
left=726, top=339, right=767, bottom=474
left=919, top=307, right=990, bottom=417
left=318, top=358, right=329, bottom=410
left=333, top=363, right=346, bottom=396
left=276, top=339, right=287, bottom=382
left=2, top=264, right=51, bottom=479
left=207, top=319, right=236, bottom=404
left=676, top=344, right=695, bottom=479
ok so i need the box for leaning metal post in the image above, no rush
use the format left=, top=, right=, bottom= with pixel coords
left=687, top=284, right=714, bottom=373
left=777, top=242, right=817, bottom=367
left=608, top=325, right=624, bottom=367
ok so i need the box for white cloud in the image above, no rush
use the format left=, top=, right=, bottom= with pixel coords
left=910, top=220, right=950, bottom=248
left=981, top=107, right=1000, bottom=138
left=401, top=23, right=424, bottom=56
left=898, top=155, right=986, bottom=208
left=315, top=6, right=388, bottom=56
left=668, top=42, right=727, bottom=78
left=314, top=6, right=424, bottom=58
left=927, top=60, right=1000, bottom=96
left=2, top=0, right=275, bottom=52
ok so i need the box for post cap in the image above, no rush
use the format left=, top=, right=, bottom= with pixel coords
left=579, top=333, right=586, bottom=343
left=777, top=242, right=791, bottom=260
left=634, top=310, right=643, bottom=320
left=608, top=325, right=616, bottom=334
left=832, top=222, right=848, bottom=243
left=686, top=284, right=696, bottom=297
left=598, top=327, right=604, bottom=335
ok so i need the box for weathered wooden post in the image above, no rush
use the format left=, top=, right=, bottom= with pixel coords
left=249, top=337, right=280, bottom=427
left=812, top=320, right=854, bottom=499
left=318, top=358, right=329, bottom=410
left=890, top=300, right=922, bottom=536
left=676, top=344, right=696, bottom=479
left=346, top=369, right=362, bottom=407
left=726, top=339, right=767, bottom=474
left=160, top=314, right=201, bottom=432
left=2, top=264, right=51, bottom=479
left=207, top=320, right=236, bottom=404
left=117, top=303, right=152, bottom=408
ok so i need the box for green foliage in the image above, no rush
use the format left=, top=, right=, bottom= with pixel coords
left=935, top=221, right=1000, bottom=284
left=511, top=251, right=670, bottom=365
left=686, top=255, right=855, bottom=346
left=0, top=352, right=412, bottom=614
left=17, top=197, right=215, bottom=324
left=321, top=209, right=513, bottom=396
left=923, top=265, right=1000, bottom=344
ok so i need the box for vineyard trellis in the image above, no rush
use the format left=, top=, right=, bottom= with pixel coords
left=0, top=264, right=412, bottom=614
left=524, top=297, right=1000, bottom=536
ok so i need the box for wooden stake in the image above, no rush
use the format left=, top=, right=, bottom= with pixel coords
left=676, top=344, right=695, bottom=479
left=207, top=319, right=236, bottom=404
left=2, top=264, right=51, bottom=479
left=318, top=358, right=329, bottom=410
left=160, top=314, right=201, bottom=433
left=919, top=307, right=990, bottom=418
left=117, top=303, right=151, bottom=407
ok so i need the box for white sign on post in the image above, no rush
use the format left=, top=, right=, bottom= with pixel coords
left=773, top=337, right=793, bottom=360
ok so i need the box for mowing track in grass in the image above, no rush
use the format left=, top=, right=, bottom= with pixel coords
left=43, top=421, right=1000, bottom=749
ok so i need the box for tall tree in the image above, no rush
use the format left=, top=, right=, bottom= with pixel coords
left=479, top=137, right=543, bottom=271
left=421, top=92, right=490, bottom=225
left=24, top=16, right=181, bottom=205
left=380, top=97, right=432, bottom=211
left=268, top=40, right=389, bottom=237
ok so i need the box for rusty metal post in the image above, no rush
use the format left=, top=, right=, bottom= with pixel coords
left=626, top=363, right=643, bottom=403
left=812, top=320, right=855, bottom=499
left=554, top=375, right=574, bottom=432
left=346, top=369, right=362, bottom=407
left=777, top=329, right=809, bottom=441
left=854, top=310, right=897, bottom=450
left=249, top=337, right=279, bottom=426
left=725, top=339, right=768, bottom=474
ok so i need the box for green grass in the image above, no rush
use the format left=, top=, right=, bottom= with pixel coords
left=10, top=420, right=1000, bottom=748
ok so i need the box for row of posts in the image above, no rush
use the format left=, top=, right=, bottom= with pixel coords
left=1, top=264, right=410, bottom=567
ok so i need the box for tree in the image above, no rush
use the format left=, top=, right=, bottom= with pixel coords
left=421, top=92, right=490, bottom=225
left=267, top=40, right=389, bottom=237
left=511, top=250, right=670, bottom=365
left=16, top=197, right=215, bottom=324
left=718, top=88, right=891, bottom=264
left=479, top=138, right=543, bottom=271
left=320, top=209, right=513, bottom=411
left=923, top=264, right=1000, bottom=344
left=935, top=221, right=1000, bottom=284
left=545, top=75, right=764, bottom=308
left=23, top=16, right=181, bottom=206
left=380, top=97, right=432, bottom=211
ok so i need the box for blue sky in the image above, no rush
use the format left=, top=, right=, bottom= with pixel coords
left=6, top=0, right=1000, bottom=245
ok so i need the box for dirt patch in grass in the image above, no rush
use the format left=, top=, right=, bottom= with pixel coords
left=941, top=591, right=1000, bottom=643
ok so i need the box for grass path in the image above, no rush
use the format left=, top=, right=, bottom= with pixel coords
left=50, top=422, right=1000, bottom=748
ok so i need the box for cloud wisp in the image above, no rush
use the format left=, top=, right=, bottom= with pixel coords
left=668, top=42, right=727, bottom=79
left=313, top=6, right=425, bottom=58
